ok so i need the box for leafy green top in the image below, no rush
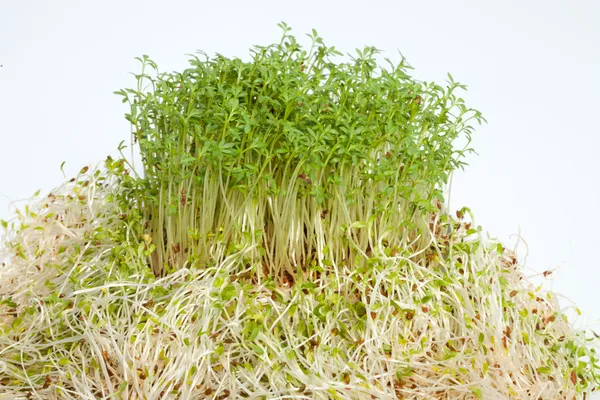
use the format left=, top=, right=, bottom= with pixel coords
left=115, top=23, right=484, bottom=277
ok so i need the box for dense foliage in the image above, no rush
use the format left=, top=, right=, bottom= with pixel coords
left=116, top=22, right=482, bottom=278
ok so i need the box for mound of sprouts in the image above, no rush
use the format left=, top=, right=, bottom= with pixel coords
left=1, top=23, right=599, bottom=399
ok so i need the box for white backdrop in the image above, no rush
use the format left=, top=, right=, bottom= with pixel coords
left=1, top=0, right=599, bottom=395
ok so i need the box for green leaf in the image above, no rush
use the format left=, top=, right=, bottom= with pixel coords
left=350, top=221, right=367, bottom=229
left=220, top=284, right=237, bottom=301
left=213, top=276, right=224, bottom=288
left=250, top=344, right=264, bottom=355
left=390, top=300, right=403, bottom=312
left=536, top=366, right=552, bottom=374
left=228, top=98, right=239, bottom=110
left=180, top=156, right=196, bottom=165
left=1, top=298, right=17, bottom=308
left=313, top=303, right=328, bottom=322
left=470, top=387, right=482, bottom=398
left=248, top=325, right=261, bottom=342
left=420, top=295, right=433, bottom=304
left=395, top=367, right=414, bottom=379
left=353, top=302, right=366, bottom=318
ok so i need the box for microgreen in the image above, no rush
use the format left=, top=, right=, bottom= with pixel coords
left=0, top=23, right=598, bottom=399
left=116, top=22, right=483, bottom=279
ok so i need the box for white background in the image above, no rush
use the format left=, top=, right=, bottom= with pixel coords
left=1, top=0, right=599, bottom=393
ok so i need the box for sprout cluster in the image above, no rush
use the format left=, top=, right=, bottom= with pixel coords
left=116, top=23, right=482, bottom=279
left=1, top=23, right=598, bottom=399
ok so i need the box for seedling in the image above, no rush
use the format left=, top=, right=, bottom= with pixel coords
left=0, top=23, right=598, bottom=399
